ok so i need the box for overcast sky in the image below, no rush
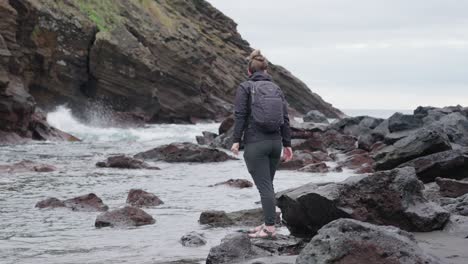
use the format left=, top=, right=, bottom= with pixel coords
left=208, top=0, right=468, bottom=110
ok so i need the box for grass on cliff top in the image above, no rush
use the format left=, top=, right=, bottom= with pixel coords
left=76, top=0, right=124, bottom=31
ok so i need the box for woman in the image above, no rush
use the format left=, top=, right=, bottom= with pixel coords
left=231, top=50, right=293, bottom=239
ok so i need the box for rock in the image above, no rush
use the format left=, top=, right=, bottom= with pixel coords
left=397, top=149, right=468, bottom=183
left=373, top=127, right=452, bottom=171
left=206, top=233, right=306, bottom=264
left=180, top=232, right=207, bottom=247
left=35, top=198, right=65, bottom=209
left=134, top=142, right=235, bottom=163
left=322, top=130, right=357, bottom=152
left=95, top=206, right=155, bottom=228
left=293, top=135, right=326, bottom=152
left=63, top=193, right=109, bottom=212
left=96, top=155, right=160, bottom=170
left=298, top=162, right=329, bottom=173
left=196, top=131, right=218, bottom=145
left=383, top=129, right=416, bottom=145
left=209, top=126, right=238, bottom=150
left=276, top=167, right=450, bottom=238
left=211, top=179, right=253, bottom=188
left=436, top=178, right=468, bottom=198
left=303, top=110, right=328, bottom=123
left=278, top=150, right=331, bottom=170
left=296, top=219, right=441, bottom=264
left=430, top=112, right=468, bottom=146
left=199, top=208, right=281, bottom=227
left=387, top=112, right=424, bottom=132
left=218, top=116, right=234, bottom=135
left=28, top=109, right=81, bottom=142
left=289, top=121, right=328, bottom=139
left=338, top=150, right=375, bottom=174
left=357, top=132, right=383, bottom=151
left=443, top=215, right=468, bottom=238
left=440, top=194, right=468, bottom=216
left=0, top=160, right=56, bottom=173
left=36, top=193, right=108, bottom=212
left=126, top=189, right=164, bottom=207
left=330, top=116, right=384, bottom=138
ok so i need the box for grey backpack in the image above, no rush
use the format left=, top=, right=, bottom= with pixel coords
left=249, top=80, right=284, bottom=133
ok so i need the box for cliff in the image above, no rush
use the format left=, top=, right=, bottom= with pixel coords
left=1, top=0, right=343, bottom=135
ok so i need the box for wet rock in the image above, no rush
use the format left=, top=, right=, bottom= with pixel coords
left=397, top=149, right=468, bottom=183
left=373, top=127, right=452, bottom=171
left=387, top=112, right=424, bottom=133
left=64, top=193, right=109, bottom=212
left=338, top=150, right=375, bottom=174
left=436, top=178, right=468, bottom=198
left=180, top=232, right=207, bottom=247
left=218, top=116, right=235, bottom=135
left=95, top=206, right=155, bottom=228
left=199, top=208, right=281, bottom=227
left=36, top=193, right=108, bottom=212
left=276, top=167, right=449, bottom=238
left=443, top=215, right=468, bottom=238
left=303, top=110, right=328, bottom=123
left=134, top=142, right=236, bottom=163
left=96, top=155, right=160, bottom=170
left=210, top=179, right=253, bottom=189
left=28, top=110, right=81, bottom=142
left=440, top=194, right=468, bottom=216
left=196, top=131, right=218, bottom=145
left=126, top=189, right=164, bottom=207
left=357, top=132, right=383, bottom=151
left=35, top=198, right=65, bottom=209
left=298, top=162, right=329, bottom=173
left=0, top=160, right=56, bottom=173
left=209, top=127, right=238, bottom=150
left=289, top=121, right=328, bottom=139
left=383, top=129, right=416, bottom=145
left=296, top=219, right=441, bottom=264
left=278, top=150, right=331, bottom=170
left=321, top=130, right=357, bottom=152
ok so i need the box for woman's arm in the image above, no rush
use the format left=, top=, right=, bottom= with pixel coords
left=280, top=93, right=292, bottom=148
left=232, top=83, right=249, bottom=144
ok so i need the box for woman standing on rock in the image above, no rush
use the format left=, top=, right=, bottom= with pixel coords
left=231, top=50, right=293, bottom=239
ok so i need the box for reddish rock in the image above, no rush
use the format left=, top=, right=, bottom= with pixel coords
left=299, top=162, right=329, bottom=173
left=95, top=206, right=155, bottom=228
left=321, top=130, right=357, bottom=152
left=63, top=193, right=109, bottom=212
left=278, top=150, right=331, bottom=170
left=126, top=189, right=164, bottom=207
left=35, top=198, right=65, bottom=209
left=0, top=160, right=57, bottom=173
left=436, top=178, right=468, bottom=198
left=96, top=155, right=159, bottom=170
left=339, top=151, right=375, bottom=174
left=211, top=179, right=253, bottom=189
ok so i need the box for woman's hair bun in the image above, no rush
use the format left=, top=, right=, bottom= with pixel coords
left=247, top=49, right=265, bottom=61
left=247, top=49, right=268, bottom=73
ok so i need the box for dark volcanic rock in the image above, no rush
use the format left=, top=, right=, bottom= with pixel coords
left=96, top=155, right=160, bottom=170
left=298, top=162, right=329, bottom=173
left=0, top=160, right=56, bottom=173
left=440, top=194, right=468, bottom=216
left=36, top=193, right=108, bottom=212
left=210, top=179, right=253, bottom=189
left=296, top=219, right=441, bottom=264
left=126, top=189, right=164, bottom=207
left=373, top=127, right=452, bottom=171
left=338, top=150, right=375, bottom=174
left=387, top=112, right=424, bottom=132
left=436, top=178, right=468, bottom=198
left=289, top=120, right=328, bottom=139
left=276, top=167, right=449, bottom=238
left=303, top=110, right=328, bottom=123
left=63, top=193, right=109, bottom=212
left=35, top=198, right=65, bottom=209
left=278, top=150, right=331, bottom=170
left=218, top=116, right=234, bottom=135
left=196, top=131, right=218, bottom=145
left=134, top=142, right=235, bottom=163
left=199, top=208, right=281, bottom=227
left=95, top=206, right=155, bottom=228
left=180, top=232, right=207, bottom=247
left=397, top=149, right=468, bottom=183
left=206, top=233, right=306, bottom=264
left=430, top=112, right=468, bottom=146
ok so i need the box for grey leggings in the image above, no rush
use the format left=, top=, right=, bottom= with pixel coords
left=243, top=139, right=282, bottom=226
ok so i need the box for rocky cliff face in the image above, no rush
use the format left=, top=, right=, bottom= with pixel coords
left=1, top=0, right=343, bottom=132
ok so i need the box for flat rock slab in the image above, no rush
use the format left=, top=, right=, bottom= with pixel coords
left=199, top=208, right=281, bottom=227
left=126, top=189, right=164, bottom=207
left=96, top=155, right=160, bottom=170
left=296, top=219, right=441, bottom=264
left=210, top=179, right=253, bottom=188
left=134, top=142, right=236, bottom=163
left=276, top=167, right=449, bottom=238
left=95, top=206, right=155, bottom=228
left=436, top=177, right=468, bottom=198
left=35, top=193, right=108, bottom=212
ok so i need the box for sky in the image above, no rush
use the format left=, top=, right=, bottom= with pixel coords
left=208, top=0, right=468, bottom=110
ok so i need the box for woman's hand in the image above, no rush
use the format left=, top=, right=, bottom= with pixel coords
left=231, top=143, right=240, bottom=156
left=282, top=147, right=293, bottom=162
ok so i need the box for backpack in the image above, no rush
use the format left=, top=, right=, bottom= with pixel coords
left=248, top=80, right=284, bottom=133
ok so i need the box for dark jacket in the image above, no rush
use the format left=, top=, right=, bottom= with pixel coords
left=232, top=71, right=292, bottom=147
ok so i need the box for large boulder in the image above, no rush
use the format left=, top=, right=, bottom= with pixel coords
left=96, top=155, right=160, bottom=170
left=429, top=112, right=468, bottom=146
left=126, top=189, right=164, bottom=207
left=303, top=110, right=328, bottom=123
left=36, top=193, right=109, bottom=212
left=180, top=232, right=207, bottom=247
left=276, top=167, right=450, bottom=238
left=436, top=178, right=468, bottom=198
left=296, top=219, right=441, bottom=264
left=440, top=194, right=468, bottom=216
left=387, top=112, right=424, bottom=132
left=397, top=149, right=468, bottom=183
left=95, top=206, right=155, bottom=227
left=134, top=142, right=235, bottom=163
left=373, top=127, right=452, bottom=170
left=199, top=208, right=281, bottom=228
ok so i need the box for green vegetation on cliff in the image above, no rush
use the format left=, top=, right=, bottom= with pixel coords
left=75, top=0, right=123, bottom=31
